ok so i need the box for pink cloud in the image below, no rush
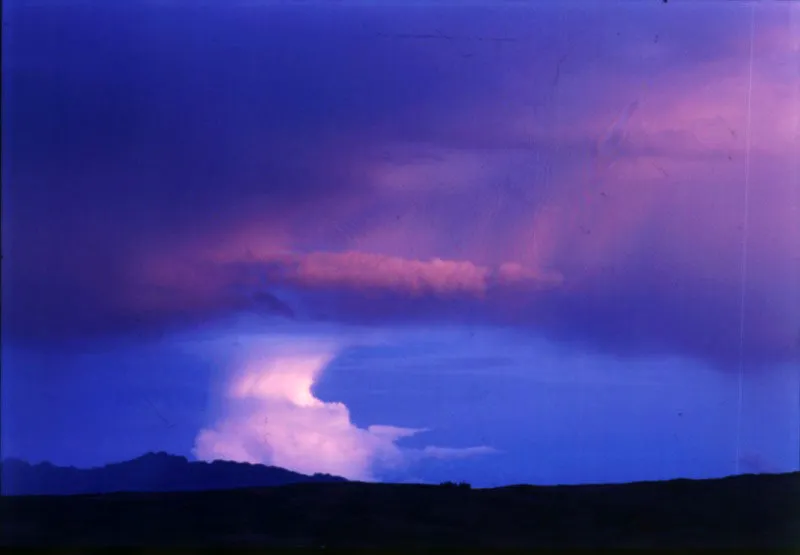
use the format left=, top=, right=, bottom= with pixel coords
left=291, top=251, right=490, bottom=297
left=133, top=240, right=561, bottom=319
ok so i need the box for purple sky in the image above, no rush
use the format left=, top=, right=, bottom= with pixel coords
left=2, top=0, right=799, bottom=487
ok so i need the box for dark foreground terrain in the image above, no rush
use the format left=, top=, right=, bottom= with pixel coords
left=2, top=471, right=799, bottom=548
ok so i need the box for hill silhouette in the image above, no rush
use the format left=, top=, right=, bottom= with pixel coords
left=0, top=452, right=346, bottom=496
left=1, top=456, right=798, bottom=548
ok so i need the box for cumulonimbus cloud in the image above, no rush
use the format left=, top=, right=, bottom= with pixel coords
left=193, top=338, right=497, bottom=481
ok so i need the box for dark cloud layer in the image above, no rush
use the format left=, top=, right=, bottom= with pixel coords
left=3, top=1, right=798, bottom=371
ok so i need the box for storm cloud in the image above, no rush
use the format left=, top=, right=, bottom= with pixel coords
left=3, top=1, right=798, bottom=373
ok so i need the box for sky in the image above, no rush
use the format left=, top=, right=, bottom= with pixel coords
left=2, top=0, right=799, bottom=488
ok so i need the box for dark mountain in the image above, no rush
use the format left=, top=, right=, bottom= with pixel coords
left=0, top=452, right=347, bottom=496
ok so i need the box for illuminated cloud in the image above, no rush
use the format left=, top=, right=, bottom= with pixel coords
left=289, top=251, right=491, bottom=297
left=193, top=339, right=496, bottom=481
left=129, top=247, right=560, bottom=323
